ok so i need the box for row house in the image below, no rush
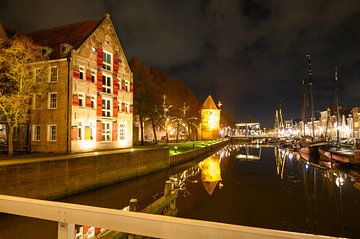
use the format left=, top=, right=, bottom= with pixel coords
left=26, top=14, right=133, bottom=152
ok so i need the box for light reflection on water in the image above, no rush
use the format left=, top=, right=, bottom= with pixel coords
left=169, top=144, right=360, bottom=238
left=1, top=144, right=360, bottom=238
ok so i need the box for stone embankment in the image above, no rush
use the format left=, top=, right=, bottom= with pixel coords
left=0, top=140, right=229, bottom=199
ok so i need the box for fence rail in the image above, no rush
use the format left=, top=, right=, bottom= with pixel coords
left=0, top=194, right=337, bottom=239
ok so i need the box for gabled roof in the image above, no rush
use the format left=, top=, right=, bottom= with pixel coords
left=201, top=95, right=218, bottom=110
left=23, top=18, right=103, bottom=59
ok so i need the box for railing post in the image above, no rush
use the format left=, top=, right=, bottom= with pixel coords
left=58, top=222, right=75, bottom=239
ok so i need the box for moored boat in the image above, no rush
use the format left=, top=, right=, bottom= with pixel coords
left=318, top=145, right=360, bottom=164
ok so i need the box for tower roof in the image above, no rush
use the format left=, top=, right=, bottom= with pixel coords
left=201, top=95, right=218, bottom=110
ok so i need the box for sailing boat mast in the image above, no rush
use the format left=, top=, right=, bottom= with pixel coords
left=335, top=66, right=340, bottom=147
left=301, top=79, right=307, bottom=137
left=306, top=54, right=315, bottom=140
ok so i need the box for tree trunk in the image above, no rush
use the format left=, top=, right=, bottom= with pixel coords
left=8, top=124, right=14, bottom=155
left=137, top=101, right=144, bottom=146
left=151, top=117, right=157, bottom=144
left=166, top=131, right=169, bottom=144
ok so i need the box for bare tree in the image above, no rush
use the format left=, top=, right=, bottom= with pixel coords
left=0, top=35, right=43, bottom=155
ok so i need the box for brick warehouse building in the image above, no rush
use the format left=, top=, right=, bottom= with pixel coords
left=17, top=14, right=133, bottom=153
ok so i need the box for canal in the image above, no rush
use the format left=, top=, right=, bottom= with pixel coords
left=1, top=143, right=360, bottom=238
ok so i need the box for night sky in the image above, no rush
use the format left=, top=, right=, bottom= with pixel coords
left=1, top=0, right=360, bottom=127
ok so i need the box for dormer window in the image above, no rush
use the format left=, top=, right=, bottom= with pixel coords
left=60, top=43, right=73, bottom=56
left=41, top=47, right=53, bottom=57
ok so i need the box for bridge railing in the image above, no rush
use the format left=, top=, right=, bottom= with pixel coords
left=0, top=194, right=336, bottom=239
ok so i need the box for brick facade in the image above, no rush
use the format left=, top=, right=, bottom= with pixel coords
left=29, top=14, right=133, bottom=153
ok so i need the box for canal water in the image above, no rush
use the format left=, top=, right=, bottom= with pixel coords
left=1, top=143, right=360, bottom=238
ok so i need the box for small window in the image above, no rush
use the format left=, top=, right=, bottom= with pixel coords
left=102, top=75, right=112, bottom=94
left=125, top=103, right=130, bottom=113
left=90, top=96, right=96, bottom=109
left=102, top=98, right=112, bottom=117
left=49, top=66, right=58, bottom=82
left=48, top=92, right=57, bottom=109
left=103, top=51, right=112, bottom=71
left=78, top=127, right=82, bottom=140
left=78, top=93, right=85, bottom=107
left=125, top=80, right=130, bottom=92
left=79, top=66, right=85, bottom=80
left=32, top=125, right=41, bottom=141
left=102, top=122, right=112, bottom=141
left=119, top=123, right=126, bottom=141
left=35, top=68, right=42, bottom=83
left=47, top=124, right=57, bottom=141
left=34, top=94, right=42, bottom=109
left=91, top=70, right=96, bottom=83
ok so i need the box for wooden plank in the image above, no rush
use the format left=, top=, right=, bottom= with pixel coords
left=0, top=194, right=338, bottom=239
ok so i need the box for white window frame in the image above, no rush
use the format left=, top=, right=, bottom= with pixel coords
left=49, top=66, right=58, bottom=83
left=47, top=124, right=57, bottom=141
left=125, top=103, right=130, bottom=113
left=102, top=98, right=112, bottom=118
left=125, top=80, right=130, bottom=92
left=119, top=123, right=126, bottom=141
left=102, top=122, right=112, bottom=141
left=102, top=74, right=112, bottom=94
left=78, top=93, right=85, bottom=107
left=91, top=69, right=96, bottom=83
left=90, top=95, right=96, bottom=109
left=102, top=50, right=112, bottom=71
left=33, top=93, right=42, bottom=110
left=79, top=65, right=85, bottom=80
left=48, top=92, right=57, bottom=109
left=32, top=125, right=41, bottom=141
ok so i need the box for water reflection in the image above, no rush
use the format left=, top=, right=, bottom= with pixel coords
left=198, top=155, right=222, bottom=195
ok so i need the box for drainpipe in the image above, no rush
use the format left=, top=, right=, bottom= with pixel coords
left=66, top=54, right=72, bottom=153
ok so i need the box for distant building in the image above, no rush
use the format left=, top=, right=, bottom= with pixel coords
left=3, top=14, right=133, bottom=153
left=199, top=95, right=220, bottom=140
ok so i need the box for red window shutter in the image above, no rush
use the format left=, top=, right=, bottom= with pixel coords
left=113, top=78, right=118, bottom=95
left=96, top=96, right=102, bottom=116
left=122, top=82, right=126, bottom=90
left=97, top=48, right=103, bottom=68
left=113, top=55, right=119, bottom=74
left=97, top=73, right=102, bottom=92
left=96, top=121, right=102, bottom=141
left=130, top=83, right=133, bottom=92
left=86, top=73, right=92, bottom=81
left=130, top=104, right=133, bottom=113
left=71, top=127, right=78, bottom=141
left=122, top=103, right=126, bottom=112
left=72, top=95, right=79, bottom=106
left=113, top=100, right=118, bottom=117
left=85, top=96, right=91, bottom=108
left=73, top=70, right=80, bottom=79
left=112, top=123, right=118, bottom=141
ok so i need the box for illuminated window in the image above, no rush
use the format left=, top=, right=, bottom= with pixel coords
left=47, top=124, right=57, bottom=141
left=102, top=51, right=112, bottom=71
left=102, top=98, right=112, bottom=117
left=102, top=75, right=112, bottom=94
left=48, top=92, right=57, bottom=109
left=102, top=122, right=111, bottom=141
left=49, top=66, right=58, bottom=82
left=32, top=125, right=40, bottom=141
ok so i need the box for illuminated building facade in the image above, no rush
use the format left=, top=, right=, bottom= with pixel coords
left=26, top=14, right=133, bottom=152
left=199, top=95, right=220, bottom=140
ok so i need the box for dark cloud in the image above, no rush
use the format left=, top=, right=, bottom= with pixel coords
left=1, top=0, right=360, bottom=126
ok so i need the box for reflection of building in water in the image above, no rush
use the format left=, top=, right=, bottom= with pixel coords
left=198, top=155, right=222, bottom=195
left=236, top=145, right=262, bottom=160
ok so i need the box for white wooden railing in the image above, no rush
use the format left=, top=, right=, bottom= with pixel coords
left=0, top=194, right=339, bottom=239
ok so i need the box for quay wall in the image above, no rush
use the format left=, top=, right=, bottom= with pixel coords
left=0, top=148, right=169, bottom=200
left=0, top=140, right=229, bottom=199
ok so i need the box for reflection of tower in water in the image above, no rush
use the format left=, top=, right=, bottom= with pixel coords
left=198, top=155, right=222, bottom=195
